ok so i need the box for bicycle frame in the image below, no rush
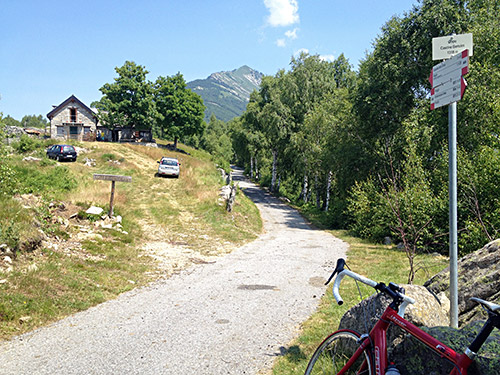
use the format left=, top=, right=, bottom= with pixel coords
left=340, top=304, right=473, bottom=375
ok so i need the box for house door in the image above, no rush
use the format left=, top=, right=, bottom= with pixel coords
left=69, top=126, right=79, bottom=140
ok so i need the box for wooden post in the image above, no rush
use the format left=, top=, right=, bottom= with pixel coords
left=93, top=174, right=132, bottom=217
left=109, top=181, right=116, bottom=217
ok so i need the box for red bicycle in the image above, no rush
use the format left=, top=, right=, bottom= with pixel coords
left=304, top=258, right=500, bottom=375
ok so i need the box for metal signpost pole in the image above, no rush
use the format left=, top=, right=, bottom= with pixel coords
left=448, top=101, right=458, bottom=329
left=431, top=34, right=472, bottom=328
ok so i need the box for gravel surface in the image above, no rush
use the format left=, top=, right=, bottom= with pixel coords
left=0, top=169, right=347, bottom=374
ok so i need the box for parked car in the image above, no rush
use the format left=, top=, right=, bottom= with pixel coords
left=46, top=144, right=77, bottom=162
left=157, top=157, right=180, bottom=178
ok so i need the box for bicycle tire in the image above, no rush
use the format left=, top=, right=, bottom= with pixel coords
left=304, top=329, right=372, bottom=375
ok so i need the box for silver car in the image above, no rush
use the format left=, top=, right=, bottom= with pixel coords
left=157, top=157, right=180, bottom=178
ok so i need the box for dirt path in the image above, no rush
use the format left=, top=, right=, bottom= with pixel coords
left=0, top=168, right=347, bottom=374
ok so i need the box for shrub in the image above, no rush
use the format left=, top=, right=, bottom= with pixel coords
left=346, top=178, right=391, bottom=242
left=12, top=134, right=43, bottom=153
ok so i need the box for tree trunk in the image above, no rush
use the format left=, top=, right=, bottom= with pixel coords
left=271, top=149, right=278, bottom=193
left=173, top=137, right=178, bottom=150
left=301, top=159, right=308, bottom=203
left=315, top=173, right=321, bottom=209
left=255, top=157, right=259, bottom=180
left=250, top=156, right=254, bottom=180
left=324, top=170, right=332, bottom=212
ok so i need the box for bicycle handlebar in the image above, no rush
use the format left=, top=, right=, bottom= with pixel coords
left=330, top=258, right=415, bottom=318
left=332, top=269, right=378, bottom=305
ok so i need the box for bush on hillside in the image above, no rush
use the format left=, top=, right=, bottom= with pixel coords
left=11, top=134, right=44, bottom=153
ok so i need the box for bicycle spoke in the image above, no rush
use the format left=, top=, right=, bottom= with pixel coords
left=305, top=330, right=372, bottom=375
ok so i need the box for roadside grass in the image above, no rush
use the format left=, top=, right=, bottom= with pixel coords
left=0, top=141, right=262, bottom=340
left=271, top=229, right=448, bottom=375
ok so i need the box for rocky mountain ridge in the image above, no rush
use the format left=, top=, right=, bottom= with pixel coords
left=187, top=65, right=263, bottom=122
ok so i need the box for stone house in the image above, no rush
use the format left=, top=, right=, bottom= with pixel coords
left=47, top=95, right=98, bottom=141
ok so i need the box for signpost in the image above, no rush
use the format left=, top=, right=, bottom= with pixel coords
left=430, top=76, right=467, bottom=110
left=93, top=174, right=132, bottom=217
left=432, top=33, right=473, bottom=60
left=430, top=49, right=469, bottom=110
left=430, top=34, right=472, bottom=328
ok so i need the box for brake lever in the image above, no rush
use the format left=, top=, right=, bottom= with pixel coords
left=325, top=258, right=346, bottom=285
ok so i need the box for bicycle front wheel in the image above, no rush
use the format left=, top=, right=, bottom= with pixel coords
left=304, top=329, right=372, bottom=375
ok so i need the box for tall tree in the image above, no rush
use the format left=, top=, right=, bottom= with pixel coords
left=94, top=61, right=154, bottom=130
left=154, top=73, right=205, bottom=149
left=21, top=115, right=48, bottom=129
left=2, top=115, right=21, bottom=127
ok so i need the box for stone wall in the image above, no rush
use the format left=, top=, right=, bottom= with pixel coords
left=49, top=102, right=97, bottom=141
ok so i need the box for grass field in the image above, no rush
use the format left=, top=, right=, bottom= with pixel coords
left=0, top=140, right=262, bottom=340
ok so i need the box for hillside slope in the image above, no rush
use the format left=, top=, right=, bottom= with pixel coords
left=0, top=141, right=262, bottom=339
left=187, top=65, right=263, bottom=122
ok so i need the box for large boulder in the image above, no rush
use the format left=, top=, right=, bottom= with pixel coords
left=391, top=321, right=500, bottom=375
left=339, top=284, right=450, bottom=351
left=425, top=239, right=500, bottom=326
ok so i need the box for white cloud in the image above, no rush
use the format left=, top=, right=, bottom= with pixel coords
left=320, top=54, right=335, bottom=62
left=285, top=28, right=298, bottom=40
left=294, top=48, right=309, bottom=57
left=276, top=39, right=286, bottom=47
left=264, top=0, right=299, bottom=27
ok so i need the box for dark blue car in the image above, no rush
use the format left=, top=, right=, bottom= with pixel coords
left=46, top=144, right=77, bottom=162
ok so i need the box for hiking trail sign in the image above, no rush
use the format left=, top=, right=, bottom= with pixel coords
left=430, top=33, right=473, bottom=330
left=432, top=33, right=473, bottom=60
left=429, top=49, right=469, bottom=110
left=93, top=174, right=132, bottom=217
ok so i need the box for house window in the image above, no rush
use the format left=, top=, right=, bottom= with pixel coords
left=57, top=126, right=65, bottom=136
left=70, top=108, right=77, bottom=122
left=70, top=126, right=79, bottom=135
left=84, top=127, right=91, bottom=134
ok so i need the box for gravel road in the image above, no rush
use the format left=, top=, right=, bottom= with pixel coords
left=0, top=168, right=347, bottom=374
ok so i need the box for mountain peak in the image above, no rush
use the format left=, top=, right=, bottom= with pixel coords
left=187, top=66, right=263, bottom=122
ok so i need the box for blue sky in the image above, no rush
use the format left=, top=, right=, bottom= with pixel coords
left=1, top=0, right=418, bottom=121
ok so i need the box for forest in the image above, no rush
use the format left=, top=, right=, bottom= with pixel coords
left=224, top=0, right=500, bottom=257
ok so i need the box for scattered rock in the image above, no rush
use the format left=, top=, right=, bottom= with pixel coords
left=279, top=196, right=291, bottom=203
left=22, top=156, right=41, bottom=162
left=27, top=264, right=38, bottom=272
left=19, top=316, right=32, bottom=324
left=73, top=146, right=90, bottom=155
left=86, top=206, right=104, bottom=215
left=83, top=158, right=96, bottom=167
left=219, top=185, right=232, bottom=200
left=56, top=216, right=69, bottom=226
left=3, top=256, right=13, bottom=264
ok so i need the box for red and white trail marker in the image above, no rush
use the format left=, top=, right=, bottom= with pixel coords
left=429, top=49, right=469, bottom=110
